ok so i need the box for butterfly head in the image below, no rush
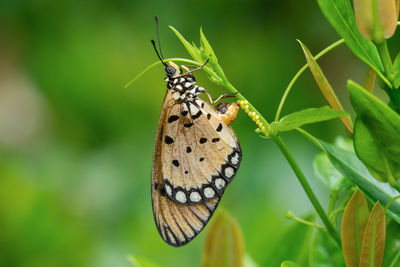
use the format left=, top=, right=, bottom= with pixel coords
left=165, top=61, right=181, bottom=78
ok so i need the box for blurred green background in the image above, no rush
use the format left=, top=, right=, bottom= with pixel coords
left=1, top=0, right=398, bottom=266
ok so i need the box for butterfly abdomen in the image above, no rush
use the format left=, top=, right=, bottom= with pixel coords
left=216, top=102, right=239, bottom=126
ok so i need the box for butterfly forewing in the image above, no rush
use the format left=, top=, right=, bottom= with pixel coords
left=161, top=98, right=241, bottom=205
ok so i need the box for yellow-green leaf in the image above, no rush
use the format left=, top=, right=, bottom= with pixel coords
left=363, top=68, right=376, bottom=93
left=298, top=41, right=353, bottom=134
left=359, top=202, right=386, bottom=267
left=341, top=189, right=370, bottom=267
left=200, top=27, right=218, bottom=64
left=202, top=211, right=244, bottom=267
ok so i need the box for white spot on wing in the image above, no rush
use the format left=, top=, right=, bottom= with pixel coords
left=224, top=167, right=235, bottom=179
left=215, top=178, right=226, bottom=189
left=182, top=103, right=188, bottom=112
left=175, top=191, right=187, bottom=203
left=190, top=191, right=202, bottom=202
left=204, top=187, right=215, bottom=198
left=189, top=103, right=200, bottom=116
left=176, top=84, right=183, bottom=90
left=173, top=92, right=180, bottom=100
left=231, top=153, right=239, bottom=165
left=165, top=184, right=172, bottom=196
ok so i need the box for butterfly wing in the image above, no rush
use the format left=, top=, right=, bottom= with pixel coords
left=161, top=98, right=241, bottom=204
left=152, top=90, right=224, bottom=246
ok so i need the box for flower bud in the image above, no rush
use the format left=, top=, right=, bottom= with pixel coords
left=353, top=0, right=399, bottom=42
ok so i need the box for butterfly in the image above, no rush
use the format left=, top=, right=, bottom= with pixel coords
left=150, top=17, right=242, bottom=247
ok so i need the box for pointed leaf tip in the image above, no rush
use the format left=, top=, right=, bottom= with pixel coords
left=341, top=188, right=370, bottom=267
left=298, top=41, right=353, bottom=133
left=359, top=202, right=386, bottom=267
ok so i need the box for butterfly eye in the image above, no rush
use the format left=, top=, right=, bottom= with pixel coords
left=165, top=66, right=176, bottom=76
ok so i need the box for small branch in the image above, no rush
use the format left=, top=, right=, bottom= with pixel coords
left=295, top=128, right=323, bottom=150
left=375, top=40, right=394, bottom=83
left=272, top=135, right=342, bottom=247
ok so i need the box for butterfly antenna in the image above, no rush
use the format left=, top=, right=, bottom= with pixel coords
left=154, top=16, right=166, bottom=60
left=151, top=40, right=167, bottom=67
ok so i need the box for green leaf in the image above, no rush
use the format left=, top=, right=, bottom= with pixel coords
left=271, top=106, right=347, bottom=133
left=169, top=26, right=223, bottom=85
left=382, top=219, right=400, bottom=267
left=316, top=0, right=392, bottom=87
left=313, top=151, right=349, bottom=192
left=319, top=140, right=400, bottom=224
left=281, top=261, right=302, bottom=267
left=298, top=41, right=353, bottom=132
left=353, top=118, right=389, bottom=182
left=348, top=80, right=400, bottom=186
left=341, top=189, right=370, bottom=267
left=127, top=255, right=161, bottom=267
left=200, top=27, right=218, bottom=64
left=359, top=202, right=386, bottom=267
left=308, top=229, right=345, bottom=267
left=393, top=52, right=400, bottom=88
left=201, top=211, right=244, bottom=267
left=169, top=26, right=203, bottom=63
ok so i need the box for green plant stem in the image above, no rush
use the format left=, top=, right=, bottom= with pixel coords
left=214, top=66, right=341, bottom=247
left=328, top=191, right=339, bottom=215
left=295, top=128, right=323, bottom=150
left=272, top=135, right=342, bottom=247
left=376, top=40, right=394, bottom=82
left=289, top=213, right=325, bottom=230
left=275, top=39, right=345, bottom=121
left=384, top=195, right=400, bottom=212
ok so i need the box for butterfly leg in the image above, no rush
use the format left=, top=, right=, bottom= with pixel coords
left=212, top=92, right=239, bottom=103
left=179, top=59, right=210, bottom=77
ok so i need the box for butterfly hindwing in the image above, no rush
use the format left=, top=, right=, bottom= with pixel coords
left=151, top=90, right=221, bottom=246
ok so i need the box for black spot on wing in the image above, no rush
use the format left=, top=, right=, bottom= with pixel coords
left=192, top=110, right=202, bottom=120
left=199, top=138, right=207, bottom=144
left=216, top=123, right=223, bottom=132
left=165, top=135, right=174, bottom=144
left=168, top=115, right=179, bottom=123
left=172, top=159, right=180, bottom=167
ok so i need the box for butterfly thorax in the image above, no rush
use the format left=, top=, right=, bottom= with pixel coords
left=165, top=74, right=205, bottom=103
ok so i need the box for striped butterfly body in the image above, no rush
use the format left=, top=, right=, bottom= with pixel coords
left=151, top=61, right=242, bottom=246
